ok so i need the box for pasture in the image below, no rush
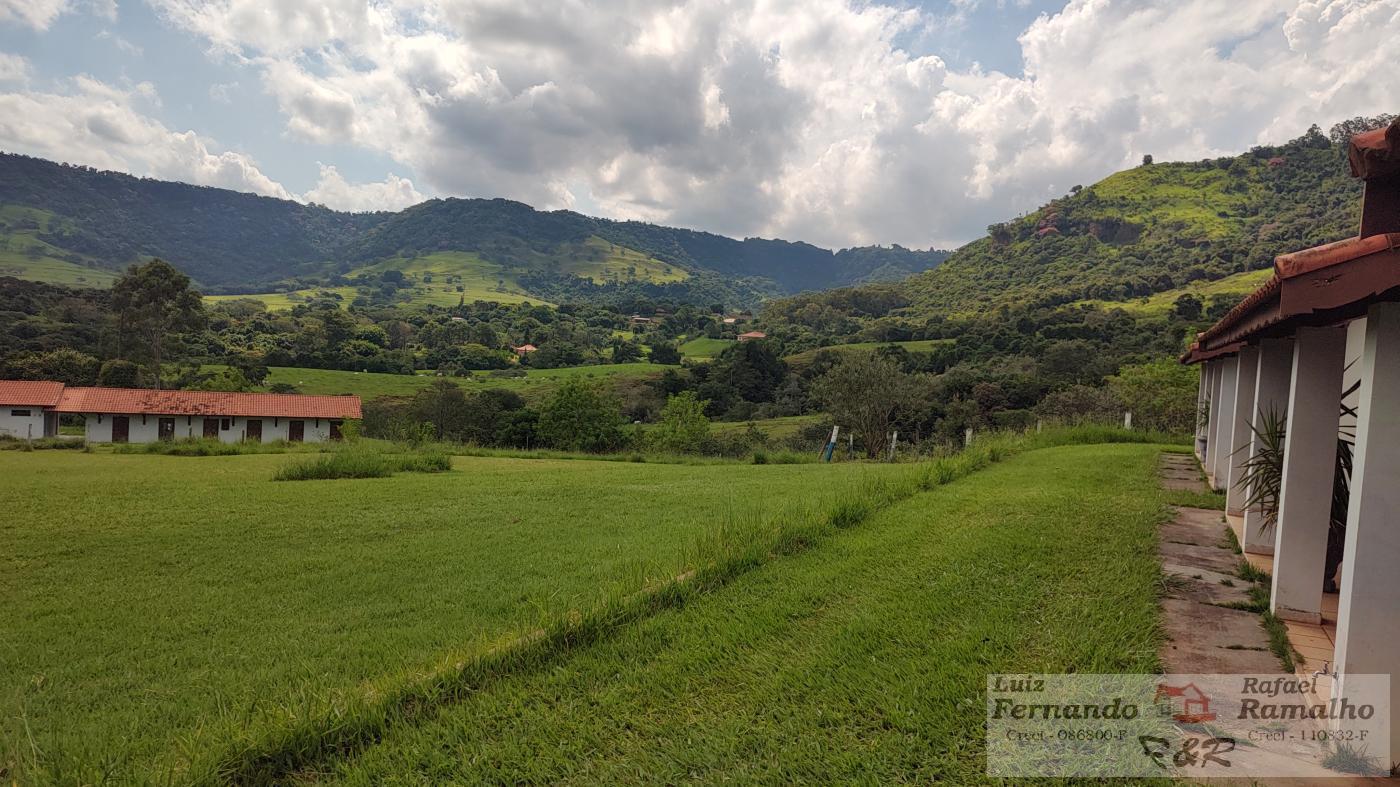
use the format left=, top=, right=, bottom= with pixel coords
left=2, top=432, right=1175, bottom=782
left=0, top=449, right=911, bottom=781
left=245, top=362, right=677, bottom=401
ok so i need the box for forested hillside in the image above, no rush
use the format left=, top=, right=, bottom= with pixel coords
left=0, top=154, right=947, bottom=306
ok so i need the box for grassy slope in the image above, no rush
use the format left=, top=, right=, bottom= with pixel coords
left=0, top=451, right=915, bottom=781
left=325, top=443, right=1167, bottom=783
left=1075, top=267, right=1275, bottom=316
left=259, top=362, right=675, bottom=401
left=0, top=205, right=116, bottom=288
left=784, top=338, right=953, bottom=366
left=678, top=336, right=734, bottom=359
left=884, top=140, right=1357, bottom=318
left=204, top=237, right=682, bottom=311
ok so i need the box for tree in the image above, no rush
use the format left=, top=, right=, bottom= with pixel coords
left=814, top=354, right=920, bottom=458
left=1172, top=293, right=1203, bottom=320
left=651, top=391, right=711, bottom=454
left=410, top=379, right=470, bottom=440
left=649, top=343, right=681, bottom=365
left=536, top=378, right=625, bottom=452
left=97, top=359, right=142, bottom=388
left=1141, top=154, right=1154, bottom=166
left=611, top=338, right=642, bottom=364
left=1, top=349, right=100, bottom=385
left=111, top=259, right=205, bottom=389
left=1107, top=360, right=1197, bottom=433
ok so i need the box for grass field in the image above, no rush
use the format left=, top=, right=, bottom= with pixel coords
left=257, top=362, right=676, bottom=401
left=785, top=339, right=954, bottom=366
left=678, top=337, right=734, bottom=359
left=304, top=442, right=1170, bottom=782
left=0, top=450, right=921, bottom=782
left=203, top=237, right=682, bottom=311
left=1077, top=267, right=1274, bottom=316
left=710, top=414, right=825, bottom=441
left=0, top=205, right=117, bottom=288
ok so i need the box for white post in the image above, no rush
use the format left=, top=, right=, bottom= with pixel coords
left=1210, top=356, right=1239, bottom=490
left=1241, top=338, right=1293, bottom=555
left=1225, top=345, right=1259, bottom=516
left=1194, top=364, right=1209, bottom=460
left=1332, top=304, right=1400, bottom=757
left=1123, top=411, right=1132, bottom=430
left=964, top=428, right=973, bottom=448
left=1204, top=361, right=1222, bottom=476
left=1270, top=327, right=1345, bottom=624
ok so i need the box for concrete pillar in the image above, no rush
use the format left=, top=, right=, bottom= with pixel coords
left=1205, top=362, right=1225, bottom=477
left=1270, top=326, right=1345, bottom=624
left=1195, top=363, right=1209, bottom=460
left=1241, top=338, right=1293, bottom=554
left=1332, top=303, right=1400, bottom=756
left=1225, top=346, right=1259, bottom=514
left=1210, top=356, right=1238, bottom=490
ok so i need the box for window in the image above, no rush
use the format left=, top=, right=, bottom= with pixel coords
left=10, top=409, right=31, bottom=417
left=221, top=418, right=231, bottom=431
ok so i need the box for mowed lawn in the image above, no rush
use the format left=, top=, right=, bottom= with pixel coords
left=0, top=451, right=910, bottom=781
left=325, top=444, right=1168, bottom=783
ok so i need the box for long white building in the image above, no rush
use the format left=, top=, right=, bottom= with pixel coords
left=0, top=381, right=361, bottom=443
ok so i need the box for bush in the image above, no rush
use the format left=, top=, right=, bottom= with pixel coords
left=0, top=436, right=87, bottom=451
left=273, top=447, right=451, bottom=481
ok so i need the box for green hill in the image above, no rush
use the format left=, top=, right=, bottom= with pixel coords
left=888, top=126, right=1359, bottom=316
left=0, top=154, right=949, bottom=308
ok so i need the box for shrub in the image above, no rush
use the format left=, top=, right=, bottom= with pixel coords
left=0, top=436, right=87, bottom=451
left=273, top=447, right=451, bottom=481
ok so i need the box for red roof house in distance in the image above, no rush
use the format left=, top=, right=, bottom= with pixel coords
left=737, top=331, right=767, bottom=342
left=0, top=380, right=66, bottom=439
left=512, top=344, right=538, bottom=357
left=0, top=381, right=361, bottom=443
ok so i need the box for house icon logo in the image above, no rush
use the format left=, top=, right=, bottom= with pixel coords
left=1154, top=682, right=1217, bottom=723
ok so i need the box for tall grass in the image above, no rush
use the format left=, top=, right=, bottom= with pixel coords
left=199, top=424, right=1171, bottom=783
left=115, top=438, right=311, bottom=456
left=273, top=446, right=452, bottom=481
left=0, top=436, right=87, bottom=451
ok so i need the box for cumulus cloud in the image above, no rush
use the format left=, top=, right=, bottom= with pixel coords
left=0, top=52, right=30, bottom=83
left=40, top=0, right=1400, bottom=245
left=0, top=75, right=292, bottom=198
left=0, top=0, right=113, bottom=29
left=300, top=163, right=425, bottom=212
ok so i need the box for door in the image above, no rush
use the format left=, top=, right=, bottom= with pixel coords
left=329, top=420, right=343, bottom=441
left=245, top=419, right=263, bottom=442
left=203, top=418, right=219, bottom=438
left=288, top=420, right=305, bottom=442
left=111, top=415, right=129, bottom=443
left=158, top=417, right=175, bottom=442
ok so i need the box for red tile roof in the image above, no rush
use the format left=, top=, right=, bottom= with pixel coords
left=53, top=387, right=361, bottom=419
left=738, top=331, right=767, bottom=339
left=0, top=380, right=66, bottom=407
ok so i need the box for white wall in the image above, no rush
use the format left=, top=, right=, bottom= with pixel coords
left=82, top=413, right=340, bottom=443
left=0, top=408, right=50, bottom=439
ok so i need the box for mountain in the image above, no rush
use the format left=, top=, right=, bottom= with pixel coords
left=763, top=122, right=1370, bottom=337
left=0, top=153, right=948, bottom=307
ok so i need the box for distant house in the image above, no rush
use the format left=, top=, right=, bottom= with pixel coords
left=0, top=381, right=360, bottom=443
left=0, top=381, right=64, bottom=439
left=629, top=315, right=654, bottom=326
left=512, top=344, right=538, bottom=356
left=737, top=331, right=767, bottom=342
left=722, top=317, right=738, bottom=325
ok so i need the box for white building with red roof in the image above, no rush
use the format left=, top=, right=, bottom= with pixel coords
left=0, top=381, right=361, bottom=443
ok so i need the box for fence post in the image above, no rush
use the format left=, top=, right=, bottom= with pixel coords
left=1123, top=412, right=1132, bottom=430
left=822, top=426, right=840, bottom=462
left=888, top=430, right=898, bottom=462
left=964, top=427, right=973, bottom=448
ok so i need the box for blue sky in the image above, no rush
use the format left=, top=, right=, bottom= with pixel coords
left=1, top=1, right=1396, bottom=248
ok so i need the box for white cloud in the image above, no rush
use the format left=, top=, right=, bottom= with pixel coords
left=300, top=163, right=424, bottom=212
left=0, top=52, right=30, bottom=83
left=0, top=0, right=113, bottom=29
left=38, top=0, right=1400, bottom=244
left=0, top=75, right=292, bottom=199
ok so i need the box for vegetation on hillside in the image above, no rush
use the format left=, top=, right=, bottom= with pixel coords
left=0, top=154, right=948, bottom=305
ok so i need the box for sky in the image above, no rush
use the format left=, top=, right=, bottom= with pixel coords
left=0, top=1, right=1397, bottom=251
